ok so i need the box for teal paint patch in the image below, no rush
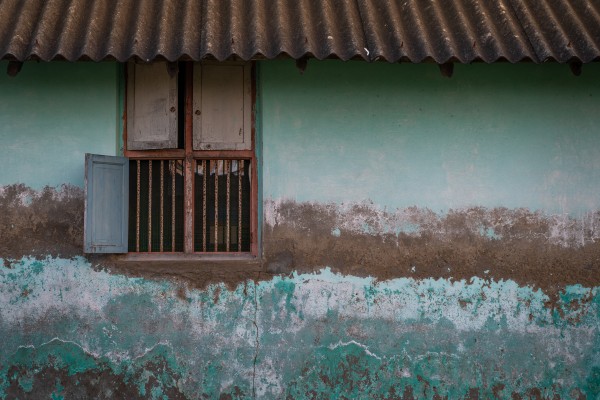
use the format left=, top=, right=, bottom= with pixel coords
left=0, top=61, right=118, bottom=188
left=273, top=279, right=297, bottom=314
left=0, top=259, right=598, bottom=398
left=29, top=260, right=44, bottom=275
left=51, top=380, right=65, bottom=400
left=587, top=367, right=600, bottom=397
left=260, top=60, right=600, bottom=214
left=478, top=225, right=500, bottom=240
left=255, top=270, right=599, bottom=398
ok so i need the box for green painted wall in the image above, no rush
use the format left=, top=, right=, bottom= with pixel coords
left=3, top=60, right=598, bottom=213
left=0, top=61, right=119, bottom=189
left=260, top=60, right=600, bottom=214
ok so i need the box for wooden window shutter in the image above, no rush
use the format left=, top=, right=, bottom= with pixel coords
left=127, top=63, right=178, bottom=150
left=84, top=154, right=129, bottom=253
left=192, top=63, right=252, bottom=150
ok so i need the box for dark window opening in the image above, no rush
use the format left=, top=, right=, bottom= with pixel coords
left=194, top=159, right=251, bottom=252
left=128, top=159, right=185, bottom=252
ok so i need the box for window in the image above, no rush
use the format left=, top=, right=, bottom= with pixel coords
left=84, top=62, right=257, bottom=256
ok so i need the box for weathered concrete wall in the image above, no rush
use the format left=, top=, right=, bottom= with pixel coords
left=261, top=61, right=600, bottom=287
left=1, top=60, right=599, bottom=398
left=257, top=60, right=600, bottom=397
left=1, top=256, right=598, bottom=398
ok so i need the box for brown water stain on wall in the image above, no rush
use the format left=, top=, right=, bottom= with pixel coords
left=0, top=184, right=83, bottom=261
left=263, top=200, right=600, bottom=296
left=3, top=341, right=187, bottom=400
left=1, top=185, right=599, bottom=297
left=0, top=184, right=262, bottom=291
left=5, top=364, right=146, bottom=399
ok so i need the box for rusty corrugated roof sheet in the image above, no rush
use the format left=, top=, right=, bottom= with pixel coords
left=0, top=0, right=598, bottom=63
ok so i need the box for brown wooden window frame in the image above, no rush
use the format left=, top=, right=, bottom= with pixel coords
left=123, top=61, right=258, bottom=257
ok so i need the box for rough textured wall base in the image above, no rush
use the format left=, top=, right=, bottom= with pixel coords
left=0, top=259, right=598, bottom=399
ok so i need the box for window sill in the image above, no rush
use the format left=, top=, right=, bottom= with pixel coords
left=109, top=253, right=262, bottom=269
left=89, top=252, right=264, bottom=288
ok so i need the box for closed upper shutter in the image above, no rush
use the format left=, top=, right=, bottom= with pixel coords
left=192, top=63, right=252, bottom=150
left=127, top=63, right=178, bottom=150
left=84, top=154, right=129, bottom=253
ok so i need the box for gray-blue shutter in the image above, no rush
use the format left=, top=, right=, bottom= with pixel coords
left=84, top=154, right=129, bottom=253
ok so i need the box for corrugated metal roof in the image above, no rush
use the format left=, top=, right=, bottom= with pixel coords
left=0, top=0, right=598, bottom=63
left=357, top=0, right=536, bottom=63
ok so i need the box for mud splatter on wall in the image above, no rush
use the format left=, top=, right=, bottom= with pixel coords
left=0, top=184, right=84, bottom=260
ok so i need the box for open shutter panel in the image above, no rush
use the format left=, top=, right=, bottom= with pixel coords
left=193, top=63, right=252, bottom=150
left=127, top=63, right=178, bottom=150
left=84, top=154, right=129, bottom=253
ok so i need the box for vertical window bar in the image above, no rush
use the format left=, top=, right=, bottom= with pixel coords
left=171, top=160, right=176, bottom=252
left=160, top=160, right=164, bottom=252
left=226, top=160, right=231, bottom=252
left=136, top=160, right=141, bottom=252
left=238, top=160, right=243, bottom=252
left=202, top=159, right=207, bottom=252
left=148, top=160, right=152, bottom=251
left=214, top=160, right=219, bottom=252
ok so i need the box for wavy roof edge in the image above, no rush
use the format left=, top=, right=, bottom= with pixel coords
left=0, top=0, right=598, bottom=64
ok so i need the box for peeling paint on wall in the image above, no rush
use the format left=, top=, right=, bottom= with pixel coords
left=0, top=185, right=599, bottom=397
left=264, top=199, right=600, bottom=296
left=0, top=259, right=598, bottom=398
left=5, top=185, right=598, bottom=297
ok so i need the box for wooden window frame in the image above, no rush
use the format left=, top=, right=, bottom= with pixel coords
left=123, top=61, right=258, bottom=257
